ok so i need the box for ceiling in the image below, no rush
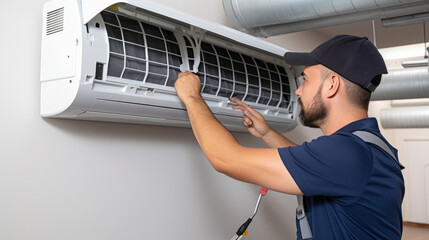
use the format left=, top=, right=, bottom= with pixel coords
left=310, top=19, right=429, bottom=69
left=314, top=19, right=428, bottom=50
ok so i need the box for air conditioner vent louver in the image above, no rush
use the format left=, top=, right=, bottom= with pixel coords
left=100, top=10, right=291, bottom=110
left=46, top=7, right=64, bottom=36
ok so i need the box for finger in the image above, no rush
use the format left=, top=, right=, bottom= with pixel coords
left=229, top=97, right=240, bottom=103
left=229, top=97, right=248, bottom=108
left=233, top=103, right=258, bottom=121
left=246, top=106, right=266, bottom=122
left=231, top=99, right=247, bottom=111
left=244, top=116, right=253, bottom=126
left=177, top=71, right=186, bottom=78
left=231, top=98, right=262, bottom=116
left=230, top=99, right=253, bottom=114
left=243, top=108, right=259, bottom=120
left=230, top=98, right=265, bottom=122
left=177, top=71, right=192, bottom=78
left=232, top=104, right=245, bottom=111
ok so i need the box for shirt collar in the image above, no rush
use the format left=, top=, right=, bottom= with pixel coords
left=336, top=117, right=380, bottom=134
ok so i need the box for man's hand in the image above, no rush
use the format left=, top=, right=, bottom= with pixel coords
left=174, top=71, right=202, bottom=105
left=230, top=98, right=273, bottom=139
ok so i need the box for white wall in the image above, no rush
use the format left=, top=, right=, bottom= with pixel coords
left=394, top=127, right=429, bottom=222
left=404, top=140, right=429, bottom=224
left=0, top=0, right=326, bottom=240
left=368, top=72, right=429, bottom=222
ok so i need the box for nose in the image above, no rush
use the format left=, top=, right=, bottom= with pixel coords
left=295, top=84, right=302, bottom=97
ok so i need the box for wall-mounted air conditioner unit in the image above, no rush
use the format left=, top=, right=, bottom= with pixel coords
left=40, top=0, right=299, bottom=132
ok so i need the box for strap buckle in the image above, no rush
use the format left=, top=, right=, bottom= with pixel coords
left=296, top=205, right=306, bottom=220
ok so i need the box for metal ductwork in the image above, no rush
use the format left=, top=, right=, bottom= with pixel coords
left=380, top=106, right=429, bottom=128
left=382, top=99, right=429, bottom=128
left=223, top=0, right=429, bottom=37
left=391, top=98, right=429, bottom=107
left=371, top=67, right=429, bottom=101
left=373, top=67, right=429, bottom=128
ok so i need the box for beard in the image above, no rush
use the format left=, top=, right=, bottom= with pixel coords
left=298, top=86, right=327, bottom=128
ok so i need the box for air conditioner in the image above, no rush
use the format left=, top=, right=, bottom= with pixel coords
left=40, top=0, right=299, bottom=132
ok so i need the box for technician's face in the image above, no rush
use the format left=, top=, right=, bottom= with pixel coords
left=295, top=65, right=328, bottom=128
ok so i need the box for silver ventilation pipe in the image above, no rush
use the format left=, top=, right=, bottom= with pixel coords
left=391, top=98, right=429, bottom=107
left=374, top=68, right=429, bottom=129
left=380, top=106, right=429, bottom=128
left=371, top=67, right=429, bottom=101
left=402, top=59, right=428, bottom=68
left=223, top=0, right=429, bottom=37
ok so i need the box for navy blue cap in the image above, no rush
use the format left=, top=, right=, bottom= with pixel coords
left=283, top=35, right=387, bottom=92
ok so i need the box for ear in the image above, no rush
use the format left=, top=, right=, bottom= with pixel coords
left=325, top=73, right=341, bottom=98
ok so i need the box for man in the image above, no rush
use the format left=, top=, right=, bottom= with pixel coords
left=174, top=35, right=404, bottom=239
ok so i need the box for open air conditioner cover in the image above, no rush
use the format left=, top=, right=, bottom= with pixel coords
left=40, top=0, right=299, bottom=132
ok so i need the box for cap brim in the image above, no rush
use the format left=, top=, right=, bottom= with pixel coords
left=283, top=52, right=319, bottom=66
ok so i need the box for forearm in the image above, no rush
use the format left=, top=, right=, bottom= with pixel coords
left=184, top=98, right=302, bottom=194
left=174, top=73, right=302, bottom=195
left=184, top=97, right=241, bottom=169
left=262, top=129, right=297, bottom=148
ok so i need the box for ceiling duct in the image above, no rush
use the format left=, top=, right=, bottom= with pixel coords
left=391, top=98, right=429, bottom=107
left=222, top=0, right=429, bottom=37
left=402, top=59, right=428, bottom=68
left=371, top=67, right=429, bottom=101
left=374, top=68, right=429, bottom=129
left=380, top=106, right=429, bottom=128
left=382, top=11, right=429, bottom=27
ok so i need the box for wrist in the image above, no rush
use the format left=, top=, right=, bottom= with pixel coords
left=183, top=95, right=205, bottom=107
left=261, top=127, right=275, bottom=142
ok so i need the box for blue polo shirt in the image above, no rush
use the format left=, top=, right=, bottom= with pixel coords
left=279, top=118, right=404, bottom=240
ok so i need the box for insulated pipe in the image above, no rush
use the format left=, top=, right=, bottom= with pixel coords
left=382, top=12, right=429, bottom=28
left=252, top=2, right=429, bottom=37
left=371, top=67, right=429, bottom=101
left=391, top=98, right=429, bottom=107
left=223, top=0, right=428, bottom=37
left=223, top=0, right=421, bottom=29
left=380, top=106, right=429, bottom=128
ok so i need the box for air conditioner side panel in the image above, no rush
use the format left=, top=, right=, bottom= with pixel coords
left=40, top=0, right=83, bottom=117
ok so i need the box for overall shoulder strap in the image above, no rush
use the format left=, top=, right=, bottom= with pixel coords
left=352, top=131, right=405, bottom=169
left=296, top=195, right=312, bottom=239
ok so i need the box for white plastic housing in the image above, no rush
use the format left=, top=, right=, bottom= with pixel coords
left=40, top=0, right=299, bottom=132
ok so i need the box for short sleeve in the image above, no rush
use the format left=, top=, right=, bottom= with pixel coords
left=278, top=134, right=373, bottom=197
